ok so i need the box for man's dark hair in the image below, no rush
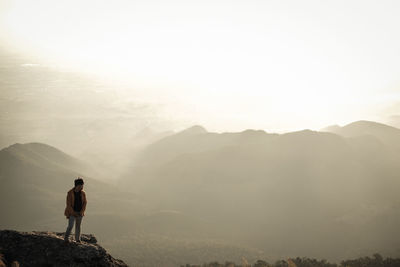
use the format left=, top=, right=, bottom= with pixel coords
left=74, top=177, right=84, bottom=186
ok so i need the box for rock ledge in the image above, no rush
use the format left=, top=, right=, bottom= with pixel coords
left=0, top=229, right=128, bottom=267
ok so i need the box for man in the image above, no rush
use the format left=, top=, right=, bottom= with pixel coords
left=64, top=177, right=87, bottom=243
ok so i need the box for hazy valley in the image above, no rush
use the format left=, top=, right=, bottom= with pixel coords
left=1, top=119, right=400, bottom=266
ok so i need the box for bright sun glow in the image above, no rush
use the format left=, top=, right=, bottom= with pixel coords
left=1, top=0, right=400, bottom=132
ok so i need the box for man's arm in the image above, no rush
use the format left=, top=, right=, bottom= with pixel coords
left=66, top=192, right=74, bottom=215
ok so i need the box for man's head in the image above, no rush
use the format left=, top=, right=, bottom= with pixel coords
left=74, top=177, right=84, bottom=191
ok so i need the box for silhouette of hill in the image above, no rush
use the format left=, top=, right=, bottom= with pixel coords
left=321, top=120, right=400, bottom=150
left=0, top=141, right=273, bottom=266
left=126, top=125, right=278, bottom=171
left=0, top=142, right=147, bottom=239
left=177, top=125, right=208, bottom=135
left=2, top=121, right=400, bottom=265
left=119, top=122, right=400, bottom=261
left=0, top=142, right=89, bottom=175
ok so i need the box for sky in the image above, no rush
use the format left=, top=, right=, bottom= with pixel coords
left=1, top=0, right=400, bottom=133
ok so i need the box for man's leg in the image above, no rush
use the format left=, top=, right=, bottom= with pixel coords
left=75, top=215, right=83, bottom=241
left=64, top=216, right=75, bottom=241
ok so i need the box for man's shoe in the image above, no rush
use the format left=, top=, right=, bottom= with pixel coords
left=64, top=239, right=71, bottom=244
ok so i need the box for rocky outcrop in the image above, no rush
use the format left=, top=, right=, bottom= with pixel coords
left=0, top=229, right=128, bottom=267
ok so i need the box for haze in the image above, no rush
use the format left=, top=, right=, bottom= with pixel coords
left=1, top=1, right=400, bottom=266
left=1, top=0, right=400, bottom=133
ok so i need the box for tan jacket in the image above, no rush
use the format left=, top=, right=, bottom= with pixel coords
left=64, top=188, right=87, bottom=218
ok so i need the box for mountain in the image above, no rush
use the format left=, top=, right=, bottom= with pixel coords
left=124, top=125, right=278, bottom=171
left=0, top=229, right=127, bottom=266
left=3, top=121, right=400, bottom=264
left=177, top=125, right=208, bottom=135
left=321, top=120, right=400, bottom=150
left=119, top=122, right=400, bottom=261
left=0, top=142, right=147, bottom=239
left=0, top=142, right=89, bottom=175
left=1, top=141, right=271, bottom=266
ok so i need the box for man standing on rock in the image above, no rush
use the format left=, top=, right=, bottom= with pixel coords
left=64, top=177, right=87, bottom=243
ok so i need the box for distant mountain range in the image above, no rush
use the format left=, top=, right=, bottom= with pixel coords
left=321, top=120, right=400, bottom=150
left=0, top=140, right=268, bottom=266
left=1, top=120, right=400, bottom=265
left=119, top=120, right=400, bottom=261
